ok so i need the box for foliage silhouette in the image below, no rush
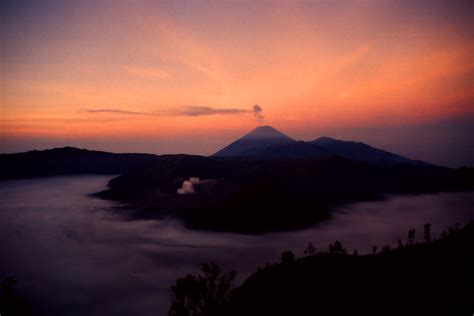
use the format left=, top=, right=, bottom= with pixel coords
left=382, top=244, right=392, bottom=253
left=329, top=240, right=347, bottom=254
left=303, top=243, right=316, bottom=257
left=169, top=262, right=236, bottom=316
left=222, top=221, right=474, bottom=316
left=397, top=239, right=404, bottom=249
left=424, top=223, right=432, bottom=243
left=408, top=229, right=416, bottom=245
left=170, top=222, right=474, bottom=315
left=280, top=251, right=296, bottom=264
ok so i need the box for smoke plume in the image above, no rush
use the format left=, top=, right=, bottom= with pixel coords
left=177, top=177, right=200, bottom=194
left=253, top=104, right=264, bottom=123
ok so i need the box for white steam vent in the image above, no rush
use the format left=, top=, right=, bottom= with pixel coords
left=177, top=177, right=200, bottom=194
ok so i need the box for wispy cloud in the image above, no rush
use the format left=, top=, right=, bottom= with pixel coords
left=83, top=109, right=155, bottom=116
left=82, top=106, right=253, bottom=117
left=172, top=106, right=250, bottom=116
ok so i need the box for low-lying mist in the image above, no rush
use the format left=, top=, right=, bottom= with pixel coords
left=0, top=176, right=472, bottom=315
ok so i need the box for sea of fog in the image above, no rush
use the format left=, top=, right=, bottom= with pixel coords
left=0, top=176, right=473, bottom=316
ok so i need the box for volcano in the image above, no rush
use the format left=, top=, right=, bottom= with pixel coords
left=213, top=125, right=423, bottom=164
left=212, top=126, right=328, bottom=158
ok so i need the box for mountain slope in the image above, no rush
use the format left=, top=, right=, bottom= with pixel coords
left=225, top=221, right=474, bottom=316
left=309, top=137, right=419, bottom=165
left=213, top=126, right=424, bottom=164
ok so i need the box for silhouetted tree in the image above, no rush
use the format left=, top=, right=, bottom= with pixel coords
left=353, top=249, right=359, bottom=256
left=372, top=245, right=377, bottom=254
left=219, top=221, right=474, bottom=316
left=329, top=241, right=347, bottom=255
left=449, top=223, right=461, bottom=236
left=382, top=244, right=391, bottom=253
left=303, top=243, right=316, bottom=256
left=408, top=229, right=416, bottom=245
left=281, top=251, right=295, bottom=264
left=397, top=239, right=404, bottom=249
left=169, top=262, right=236, bottom=316
left=424, top=223, right=432, bottom=243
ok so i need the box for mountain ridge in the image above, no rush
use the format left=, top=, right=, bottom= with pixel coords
left=0, top=126, right=430, bottom=180
left=0, top=147, right=161, bottom=179
left=213, top=125, right=424, bottom=165
left=308, top=136, right=418, bottom=165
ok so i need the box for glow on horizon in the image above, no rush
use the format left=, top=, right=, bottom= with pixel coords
left=1, top=1, right=473, bottom=160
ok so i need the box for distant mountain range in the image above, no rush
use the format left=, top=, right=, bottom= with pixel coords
left=0, top=126, right=428, bottom=179
left=213, top=125, right=424, bottom=165
left=0, top=147, right=159, bottom=179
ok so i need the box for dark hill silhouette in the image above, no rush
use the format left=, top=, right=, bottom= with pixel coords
left=169, top=221, right=474, bottom=316
left=224, top=222, right=474, bottom=316
left=309, top=136, right=422, bottom=165
left=0, top=126, right=428, bottom=180
left=213, top=126, right=424, bottom=165
left=96, top=155, right=474, bottom=233
left=0, top=147, right=160, bottom=179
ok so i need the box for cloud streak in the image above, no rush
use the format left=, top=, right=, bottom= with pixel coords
left=172, top=106, right=250, bottom=116
left=83, top=109, right=153, bottom=116
left=83, top=106, right=254, bottom=117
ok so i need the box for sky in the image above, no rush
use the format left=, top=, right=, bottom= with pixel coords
left=1, top=0, right=473, bottom=167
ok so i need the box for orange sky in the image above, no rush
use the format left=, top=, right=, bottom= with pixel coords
left=1, top=0, right=473, bottom=165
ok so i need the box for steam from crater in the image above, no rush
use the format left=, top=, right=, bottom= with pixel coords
left=177, top=177, right=200, bottom=194
left=253, top=104, right=264, bottom=123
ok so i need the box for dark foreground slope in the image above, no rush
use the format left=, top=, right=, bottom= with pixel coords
left=225, top=222, right=474, bottom=316
left=0, top=147, right=159, bottom=179
left=97, top=155, right=474, bottom=233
